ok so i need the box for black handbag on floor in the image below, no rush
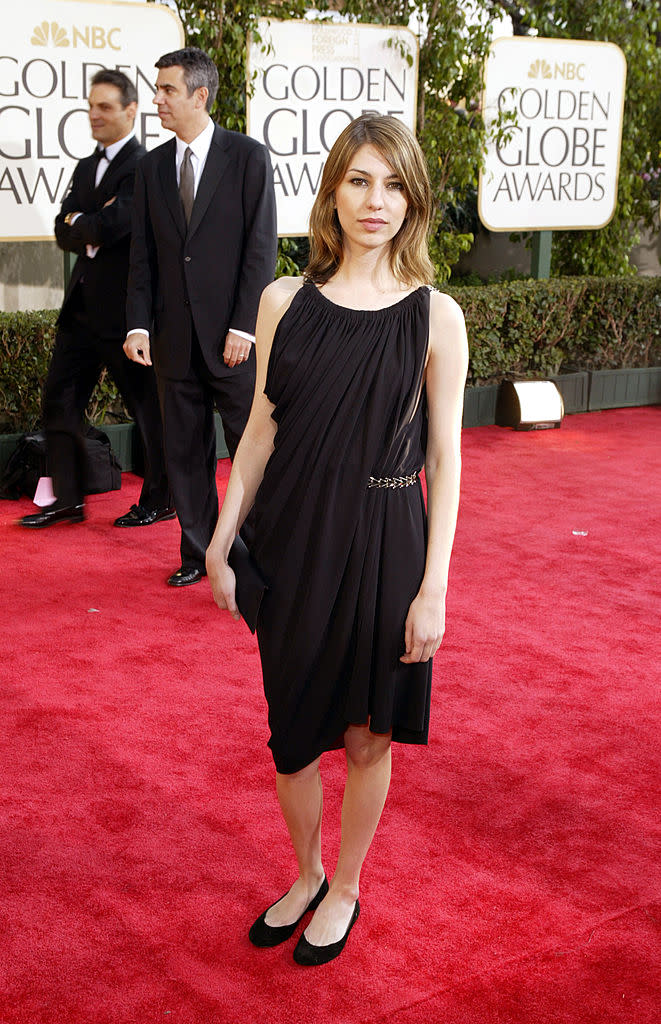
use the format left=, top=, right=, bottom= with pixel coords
left=0, top=426, right=121, bottom=500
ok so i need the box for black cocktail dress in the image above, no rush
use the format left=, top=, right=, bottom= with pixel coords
left=252, top=281, right=432, bottom=774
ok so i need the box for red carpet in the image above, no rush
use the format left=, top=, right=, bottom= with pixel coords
left=1, top=408, right=659, bottom=1023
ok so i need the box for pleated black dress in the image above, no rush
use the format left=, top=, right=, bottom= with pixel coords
left=252, top=280, right=432, bottom=774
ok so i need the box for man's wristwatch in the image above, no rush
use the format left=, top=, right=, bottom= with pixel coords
left=64, top=212, right=79, bottom=225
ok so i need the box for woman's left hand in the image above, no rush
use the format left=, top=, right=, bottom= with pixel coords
left=206, top=549, right=240, bottom=621
left=400, top=590, right=446, bottom=663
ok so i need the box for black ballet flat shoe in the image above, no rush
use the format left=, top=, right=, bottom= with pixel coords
left=249, top=876, right=329, bottom=948
left=293, top=900, right=360, bottom=967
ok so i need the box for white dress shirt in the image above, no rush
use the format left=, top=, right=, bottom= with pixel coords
left=174, top=118, right=214, bottom=195
left=73, top=131, right=135, bottom=259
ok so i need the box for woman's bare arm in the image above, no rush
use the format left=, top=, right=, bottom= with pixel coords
left=401, top=290, right=469, bottom=663
left=206, top=276, right=303, bottom=617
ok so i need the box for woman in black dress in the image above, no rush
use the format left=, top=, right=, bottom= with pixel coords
left=206, top=114, right=468, bottom=966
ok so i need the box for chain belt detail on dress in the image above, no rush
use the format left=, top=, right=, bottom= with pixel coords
left=367, top=471, right=419, bottom=490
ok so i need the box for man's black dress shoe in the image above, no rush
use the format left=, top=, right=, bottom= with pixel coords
left=293, top=900, right=360, bottom=966
left=167, top=566, right=205, bottom=587
left=249, top=876, right=329, bottom=948
left=19, top=504, right=85, bottom=529
left=114, top=504, right=176, bottom=527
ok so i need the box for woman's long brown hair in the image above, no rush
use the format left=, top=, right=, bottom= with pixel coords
left=306, top=114, right=435, bottom=287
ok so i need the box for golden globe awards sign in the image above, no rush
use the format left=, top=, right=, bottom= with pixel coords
left=479, top=37, right=626, bottom=231
left=247, top=20, right=419, bottom=236
left=0, top=0, right=184, bottom=240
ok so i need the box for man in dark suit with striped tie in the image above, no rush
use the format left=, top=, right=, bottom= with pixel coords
left=124, top=48, right=277, bottom=587
left=21, top=70, right=172, bottom=530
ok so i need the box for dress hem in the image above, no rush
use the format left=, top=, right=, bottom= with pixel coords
left=269, top=722, right=430, bottom=775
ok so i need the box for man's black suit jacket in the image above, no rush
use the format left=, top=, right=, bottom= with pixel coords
left=126, top=124, right=277, bottom=381
left=55, top=136, right=146, bottom=340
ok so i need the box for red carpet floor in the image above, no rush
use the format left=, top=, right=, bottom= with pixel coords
left=1, top=408, right=659, bottom=1024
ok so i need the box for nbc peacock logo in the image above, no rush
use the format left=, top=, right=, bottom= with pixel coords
left=528, top=59, right=552, bottom=79
left=527, top=56, right=587, bottom=82
left=29, top=19, right=121, bottom=50
left=31, top=21, right=70, bottom=47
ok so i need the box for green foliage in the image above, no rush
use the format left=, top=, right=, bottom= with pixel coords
left=162, top=1, right=661, bottom=280
left=0, top=311, right=127, bottom=434
left=275, top=236, right=309, bottom=277
left=3, top=280, right=658, bottom=432
left=510, top=0, right=661, bottom=276
left=445, top=276, right=661, bottom=386
left=0, top=311, right=57, bottom=433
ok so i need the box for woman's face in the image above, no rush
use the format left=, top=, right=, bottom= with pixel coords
left=333, top=143, right=409, bottom=252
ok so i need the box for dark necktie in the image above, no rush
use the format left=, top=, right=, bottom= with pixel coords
left=179, top=147, right=194, bottom=225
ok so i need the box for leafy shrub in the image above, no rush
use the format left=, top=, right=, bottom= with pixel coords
left=3, top=277, right=659, bottom=433
left=0, top=310, right=128, bottom=434
left=446, top=276, right=661, bottom=386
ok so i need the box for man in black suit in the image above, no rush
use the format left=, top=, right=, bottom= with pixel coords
left=124, top=48, right=277, bottom=587
left=21, top=70, right=172, bottom=530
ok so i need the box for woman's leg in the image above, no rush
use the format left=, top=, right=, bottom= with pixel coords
left=264, top=756, right=326, bottom=927
left=303, top=724, right=392, bottom=945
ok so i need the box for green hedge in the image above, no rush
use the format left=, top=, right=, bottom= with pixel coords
left=0, top=310, right=127, bottom=434
left=446, top=276, right=661, bottom=387
left=1, top=276, right=659, bottom=433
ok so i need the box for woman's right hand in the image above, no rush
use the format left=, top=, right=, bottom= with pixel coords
left=206, top=550, right=240, bottom=621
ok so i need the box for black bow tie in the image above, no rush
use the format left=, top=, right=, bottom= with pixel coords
left=93, top=147, right=107, bottom=163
